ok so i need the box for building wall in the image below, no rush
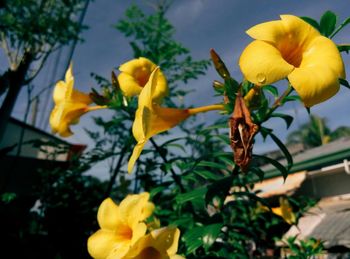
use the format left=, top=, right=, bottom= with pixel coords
left=0, top=120, right=69, bottom=161
left=298, top=170, right=350, bottom=198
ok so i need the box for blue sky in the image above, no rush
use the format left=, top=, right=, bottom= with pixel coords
left=5, top=0, right=350, bottom=178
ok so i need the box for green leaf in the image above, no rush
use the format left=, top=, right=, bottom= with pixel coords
left=320, top=11, right=337, bottom=37
left=175, top=187, right=207, bottom=205
left=260, top=127, right=273, bottom=140
left=193, top=170, right=221, bottom=180
left=183, top=226, right=204, bottom=254
left=205, top=175, right=234, bottom=205
left=331, top=17, right=350, bottom=38
left=338, top=45, right=350, bottom=53
left=340, top=78, right=350, bottom=89
left=253, top=154, right=288, bottom=180
left=183, top=223, right=223, bottom=254
left=202, top=223, right=223, bottom=250
left=149, top=185, right=167, bottom=198
left=249, top=167, right=265, bottom=182
left=271, top=113, right=294, bottom=129
left=268, top=131, right=293, bottom=171
left=300, top=16, right=320, bottom=31
left=197, top=160, right=228, bottom=170
left=282, top=95, right=301, bottom=103
left=263, top=85, right=279, bottom=98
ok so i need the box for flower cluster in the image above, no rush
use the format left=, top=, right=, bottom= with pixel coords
left=88, top=193, right=183, bottom=259
left=117, top=58, right=224, bottom=173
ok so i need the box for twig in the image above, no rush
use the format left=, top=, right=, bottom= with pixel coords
left=104, top=145, right=128, bottom=198
left=150, top=137, right=185, bottom=192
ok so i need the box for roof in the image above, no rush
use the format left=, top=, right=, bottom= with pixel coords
left=8, top=117, right=70, bottom=145
left=260, top=137, right=350, bottom=180
left=283, top=196, right=350, bottom=249
left=254, top=171, right=306, bottom=198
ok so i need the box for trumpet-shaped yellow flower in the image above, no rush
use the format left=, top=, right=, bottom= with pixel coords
left=115, top=227, right=184, bottom=259
left=118, top=57, right=168, bottom=103
left=128, top=67, right=224, bottom=173
left=272, top=197, right=296, bottom=225
left=88, top=193, right=155, bottom=259
left=239, top=15, right=345, bottom=107
left=50, top=64, right=105, bottom=137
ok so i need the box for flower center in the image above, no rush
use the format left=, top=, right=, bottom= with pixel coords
left=135, top=67, right=151, bottom=87
left=278, top=36, right=303, bottom=67
left=117, top=225, right=133, bottom=241
left=134, top=247, right=162, bottom=259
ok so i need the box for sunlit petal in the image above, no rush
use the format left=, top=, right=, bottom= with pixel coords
left=239, top=40, right=294, bottom=85
left=151, top=227, right=180, bottom=256
left=97, top=198, right=120, bottom=231
left=87, top=230, right=121, bottom=259
left=288, top=65, right=340, bottom=107
left=128, top=141, right=146, bottom=173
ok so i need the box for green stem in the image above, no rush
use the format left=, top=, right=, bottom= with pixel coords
left=260, top=84, right=294, bottom=124
left=150, top=137, right=185, bottom=192
left=104, top=145, right=128, bottom=198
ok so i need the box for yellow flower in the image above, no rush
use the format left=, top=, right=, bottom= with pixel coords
left=239, top=15, right=345, bottom=107
left=88, top=193, right=155, bottom=259
left=117, top=227, right=184, bottom=259
left=50, top=64, right=105, bottom=137
left=128, top=67, right=224, bottom=173
left=272, top=197, right=296, bottom=225
left=118, top=57, right=168, bottom=103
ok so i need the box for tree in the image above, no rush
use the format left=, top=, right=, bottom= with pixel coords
left=286, top=114, right=350, bottom=148
left=0, top=0, right=89, bottom=141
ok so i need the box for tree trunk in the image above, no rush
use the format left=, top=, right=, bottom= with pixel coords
left=0, top=52, right=33, bottom=144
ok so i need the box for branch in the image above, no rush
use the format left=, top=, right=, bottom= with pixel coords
left=150, top=137, right=185, bottom=192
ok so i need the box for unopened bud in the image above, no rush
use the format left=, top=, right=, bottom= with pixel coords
left=213, top=80, right=224, bottom=89
left=111, top=71, right=120, bottom=90
left=89, top=89, right=110, bottom=105
left=210, top=48, right=230, bottom=80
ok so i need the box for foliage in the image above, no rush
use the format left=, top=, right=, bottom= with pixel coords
left=286, top=115, right=350, bottom=148
left=282, top=236, right=324, bottom=259
left=3, top=4, right=350, bottom=259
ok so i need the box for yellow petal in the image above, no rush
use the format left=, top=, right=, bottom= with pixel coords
left=301, top=36, right=345, bottom=79
left=279, top=15, right=320, bottom=48
left=64, top=64, right=74, bottom=100
left=119, top=193, right=151, bottom=226
left=128, top=141, right=146, bottom=173
left=151, top=227, right=180, bottom=256
left=288, top=36, right=345, bottom=107
left=170, top=255, right=186, bottom=259
left=71, top=88, right=93, bottom=105
left=272, top=207, right=282, bottom=217
left=141, top=202, right=155, bottom=221
left=97, top=198, right=120, bottom=231
left=132, top=108, right=146, bottom=143
left=246, top=20, right=285, bottom=43
left=121, top=227, right=181, bottom=259
left=118, top=72, right=144, bottom=97
left=246, top=15, right=319, bottom=49
left=118, top=57, right=168, bottom=102
left=131, top=222, right=147, bottom=245
left=53, top=81, right=68, bottom=104
left=239, top=40, right=294, bottom=85
left=146, top=105, right=190, bottom=138
left=87, top=230, right=120, bottom=259
left=128, top=106, right=189, bottom=173
left=288, top=64, right=340, bottom=107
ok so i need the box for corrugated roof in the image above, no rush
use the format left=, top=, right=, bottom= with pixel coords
left=260, top=137, right=350, bottom=179
left=283, top=197, right=350, bottom=249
